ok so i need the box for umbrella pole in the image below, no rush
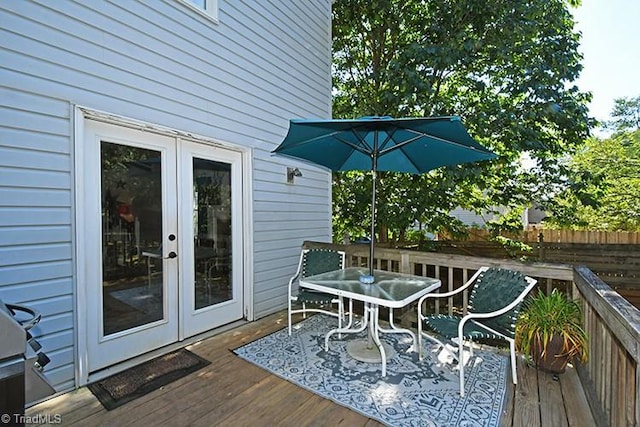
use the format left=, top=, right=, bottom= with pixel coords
left=369, top=161, right=377, bottom=277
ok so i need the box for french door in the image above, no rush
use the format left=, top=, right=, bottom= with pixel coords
left=178, top=140, right=244, bottom=337
left=83, top=120, right=243, bottom=372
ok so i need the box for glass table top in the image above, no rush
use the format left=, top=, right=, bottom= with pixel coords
left=300, top=267, right=441, bottom=307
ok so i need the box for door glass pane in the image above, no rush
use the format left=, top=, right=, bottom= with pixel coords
left=101, top=142, right=164, bottom=335
left=193, top=158, right=232, bottom=310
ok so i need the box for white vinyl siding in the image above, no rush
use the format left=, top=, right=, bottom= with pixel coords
left=0, top=0, right=331, bottom=392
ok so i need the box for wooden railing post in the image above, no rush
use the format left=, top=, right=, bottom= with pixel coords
left=400, top=253, right=410, bottom=274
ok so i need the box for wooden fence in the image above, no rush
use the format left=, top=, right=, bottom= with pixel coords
left=442, top=227, right=640, bottom=244
left=534, top=229, right=640, bottom=244
left=304, top=240, right=640, bottom=427
left=430, top=240, right=640, bottom=308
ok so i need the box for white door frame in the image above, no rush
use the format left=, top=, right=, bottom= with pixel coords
left=73, top=107, right=254, bottom=386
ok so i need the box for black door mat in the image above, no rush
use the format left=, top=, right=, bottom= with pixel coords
left=88, top=349, right=210, bottom=410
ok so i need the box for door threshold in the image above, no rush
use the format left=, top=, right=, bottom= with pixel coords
left=87, top=318, right=248, bottom=384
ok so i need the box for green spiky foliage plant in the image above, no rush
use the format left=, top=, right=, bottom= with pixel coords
left=515, top=289, right=588, bottom=371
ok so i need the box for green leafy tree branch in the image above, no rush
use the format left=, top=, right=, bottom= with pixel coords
left=331, top=0, right=592, bottom=243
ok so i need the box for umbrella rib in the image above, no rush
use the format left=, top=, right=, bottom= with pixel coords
left=342, top=128, right=378, bottom=162
left=379, top=129, right=493, bottom=156
left=275, top=129, right=344, bottom=150
left=334, top=134, right=372, bottom=155
left=348, top=122, right=401, bottom=156
left=374, top=128, right=428, bottom=173
left=378, top=133, right=423, bottom=156
left=385, top=133, right=425, bottom=172
left=377, top=128, right=399, bottom=152
left=276, top=128, right=373, bottom=160
left=379, top=128, right=494, bottom=174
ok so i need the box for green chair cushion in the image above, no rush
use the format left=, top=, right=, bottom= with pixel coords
left=467, top=268, right=530, bottom=338
left=425, top=314, right=505, bottom=341
left=423, top=268, right=530, bottom=341
left=301, top=249, right=344, bottom=278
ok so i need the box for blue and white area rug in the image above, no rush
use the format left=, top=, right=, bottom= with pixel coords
left=233, top=314, right=508, bottom=427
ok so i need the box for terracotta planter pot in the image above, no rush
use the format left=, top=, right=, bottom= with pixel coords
left=532, top=334, right=571, bottom=374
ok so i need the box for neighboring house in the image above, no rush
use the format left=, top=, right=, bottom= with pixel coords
left=449, top=206, right=545, bottom=229
left=525, top=206, right=547, bottom=225
left=449, top=206, right=507, bottom=228
left=0, top=0, right=332, bottom=397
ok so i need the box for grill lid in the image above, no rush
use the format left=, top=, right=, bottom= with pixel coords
left=0, top=299, right=27, bottom=360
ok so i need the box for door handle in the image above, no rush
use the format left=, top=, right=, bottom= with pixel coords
left=167, top=251, right=177, bottom=259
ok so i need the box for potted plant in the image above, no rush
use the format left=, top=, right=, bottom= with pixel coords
left=515, top=289, right=588, bottom=374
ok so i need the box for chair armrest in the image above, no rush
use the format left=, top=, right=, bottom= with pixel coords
left=421, top=287, right=464, bottom=300
left=288, top=271, right=301, bottom=288
left=417, top=267, right=489, bottom=315
left=288, top=251, right=306, bottom=294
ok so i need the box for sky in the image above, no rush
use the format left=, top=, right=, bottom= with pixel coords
left=572, top=0, right=640, bottom=128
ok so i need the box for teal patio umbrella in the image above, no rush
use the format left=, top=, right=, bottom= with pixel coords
left=272, top=116, right=496, bottom=276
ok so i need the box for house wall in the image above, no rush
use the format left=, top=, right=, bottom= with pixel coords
left=449, top=207, right=507, bottom=227
left=450, top=206, right=532, bottom=229
left=0, top=0, right=332, bottom=392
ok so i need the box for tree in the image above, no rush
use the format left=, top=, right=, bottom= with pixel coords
left=331, top=0, right=593, bottom=243
left=606, top=96, right=640, bottom=132
left=544, top=129, right=640, bottom=231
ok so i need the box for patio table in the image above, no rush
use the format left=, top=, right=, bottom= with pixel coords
left=300, top=267, right=441, bottom=376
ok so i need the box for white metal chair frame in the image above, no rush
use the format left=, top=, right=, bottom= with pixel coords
left=417, top=266, right=537, bottom=397
left=287, top=249, right=349, bottom=335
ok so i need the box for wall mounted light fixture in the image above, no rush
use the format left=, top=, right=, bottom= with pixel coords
left=287, top=167, right=302, bottom=183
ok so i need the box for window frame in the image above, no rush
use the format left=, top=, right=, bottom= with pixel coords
left=179, top=0, right=219, bottom=22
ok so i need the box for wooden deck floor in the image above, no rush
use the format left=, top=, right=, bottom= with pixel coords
left=27, top=311, right=596, bottom=426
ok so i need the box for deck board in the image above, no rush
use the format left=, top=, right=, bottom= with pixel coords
left=539, top=371, right=569, bottom=427
left=27, top=311, right=594, bottom=427
left=512, top=361, right=541, bottom=427
left=560, top=364, right=598, bottom=427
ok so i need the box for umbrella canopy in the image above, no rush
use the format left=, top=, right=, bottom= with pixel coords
left=273, top=116, right=496, bottom=276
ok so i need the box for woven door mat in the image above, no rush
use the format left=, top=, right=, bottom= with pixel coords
left=88, top=349, right=210, bottom=410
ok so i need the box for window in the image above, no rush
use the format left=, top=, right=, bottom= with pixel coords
left=181, top=0, right=218, bottom=21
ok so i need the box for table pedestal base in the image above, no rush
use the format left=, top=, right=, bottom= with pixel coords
left=346, top=340, right=395, bottom=363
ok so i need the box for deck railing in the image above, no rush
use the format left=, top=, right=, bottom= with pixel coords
left=573, top=266, right=640, bottom=427
left=304, top=241, right=574, bottom=316
left=304, top=241, right=640, bottom=427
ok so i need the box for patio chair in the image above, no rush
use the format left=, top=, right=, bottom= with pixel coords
left=417, top=267, right=537, bottom=396
left=288, top=248, right=348, bottom=335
